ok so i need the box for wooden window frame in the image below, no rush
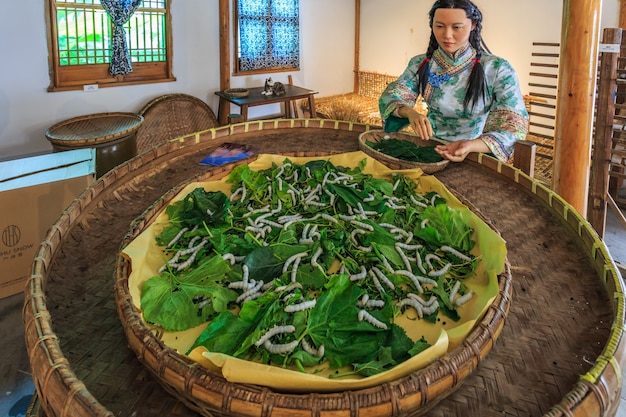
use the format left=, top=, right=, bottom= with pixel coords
left=233, top=0, right=300, bottom=76
left=46, top=0, right=175, bottom=92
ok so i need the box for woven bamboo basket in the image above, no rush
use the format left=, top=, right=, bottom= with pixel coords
left=22, top=120, right=626, bottom=417
left=114, top=151, right=512, bottom=417
left=45, top=112, right=144, bottom=147
left=358, top=130, right=450, bottom=173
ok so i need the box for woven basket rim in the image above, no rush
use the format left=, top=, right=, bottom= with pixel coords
left=113, top=151, right=512, bottom=416
left=358, top=130, right=450, bottom=174
left=45, top=112, right=144, bottom=146
left=223, top=88, right=250, bottom=98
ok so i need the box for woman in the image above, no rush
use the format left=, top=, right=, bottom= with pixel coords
left=379, top=0, right=528, bottom=162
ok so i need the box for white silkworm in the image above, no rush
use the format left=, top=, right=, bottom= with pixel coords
left=440, top=245, right=473, bottom=262
left=371, top=266, right=395, bottom=290
left=301, top=338, right=324, bottom=358
left=338, top=214, right=357, bottom=221
left=397, top=298, right=424, bottom=318
left=320, top=213, right=339, bottom=224
left=370, top=270, right=386, bottom=294
left=356, top=202, right=377, bottom=216
left=357, top=309, right=388, bottom=329
left=282, top=252, right=308, bottom=274
left=242, top=264, right=250, bottom=285
left=380, top=255, right=395, bottom=274
left=420, top=219, right=429, bottom=229
left=393, top=178, right=400, bottom=192
left=236, top=279, right=263, bottom=303
left=395, top=244, right=413, bottom=272
left=394, top=270, right=424, bottom=294
left=415, top=251, right=427, bottom=274
left=274, top=282, right=303, bottom=293
left=378, top=223, right=396, bottom=229
left=396, top=242, right=421, bottom=251
left=410, top=194, right=428, bottom=208
left=258, top=218, right=283, bottom=229
left=228, top=279, right=256, bottom=290
left=286, top=189, right=297, bottom=206
left=428, top=262, right=452, bottom=277
left=255, top=324, right=296, bottom=346
left=363, top=194, right=375, bottom=202
left=384, top=200, right=406, bottom=210
left=351, top=219, right=374, bottom=231
left=365, top=299, right=385, bottom=308
left=284, top=299, right=316, bottom=313
left=166, top=227, right=188, bottom=248
left=222, top=253, right=236, bottom=265
left=307, top=200, right=326, bottom=207
left=425, top=253, right=441, bottom=270
left=310, top=247, right=324, bottom=270
left=454, top=290, right=474, bottom=306
left=350, top=265, right=367, bottom=281
left=350, top=229, right=368, bottom=246
left=449, top=280, right=461, bottom=303
left=323, top=188, right=336, bottom=205
left=290, top=255, right=302, bottom=282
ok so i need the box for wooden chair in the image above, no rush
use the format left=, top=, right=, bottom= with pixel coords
left=135, top=93, right=219, bottom=154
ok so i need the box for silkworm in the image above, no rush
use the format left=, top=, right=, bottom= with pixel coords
left=393, top=178, right=400, bottom=192
left=384, top=200, right=406, bottom=210
left=307, top=200, right=326, bottom=207
left=351, top=219, right=374, bottom=231
left=242, top=264, right=250, bottom=285
left=397, top=298, right=424, bottom=318
left=284, top=299, right=316, bottom=313
left=350, top=229, right=368, bottom=246
left=454, top=290, right=474, bottom=306
left=166, top=227, right=188, bottom=248
left=290, top=255, right=303, bottom=282
left=370, top=270, right=386, bottom=294
left=338, top=214, right=357, bottom=221
left=350, top=265, right=367, bottom=281
left=440, top=245, right=473, bottom=262
left=394, top=270, right=424, bottom=294
left=236, top=279, right=264, bottom=303
left=282, top=252, right=308, bottom=274
left=410, top=194, right=428, bottom=208
left=310, top=247, right=324, bottom=270
left=270, top=199, right=283, bottom=214
left=222, top=253, right=237, bottom=265
left=323, top=188, right=336, bottom=204
left=286, top=189, right=297, bottom=206
left=363, top=194, right=375, bottom=202
left=258, top=218, right=283, bottom=229
left=371, top=266, right=395, bottom=290
left=396, top=242, right=421, bottom=251
left=415, top=250, right=427, bottom=274
left=274, top=282, right=303, bottom=293
left=420, top=219, right=429, bottom=229
left=175, top=239, right=208, bottom=271
left=358, top=309, right=388, bottom=329
left=378, top=223, right=396, bottom=229
left=449, top=280, right=461, bottom=303
left=301, top=338, right=324, bottom=358
left=430, top=194, right=440, bottom=206
left=425, top=253, right=441, bottom=270
left=255, top=324, right=296, bottom=347
left=356, top=202, right=377, bottom=216
left=320, top=213, right=339, bottom=224
left=395, top=244, right=413, bottom=272
left=228, top=279, right=256, bottom=290
left=278, top=213, right=302, bottom=223
left=379, top=255, right=395, bottom=274
left=428, top=262, right=452, bottom=277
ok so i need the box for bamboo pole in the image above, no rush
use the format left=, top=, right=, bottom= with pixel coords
left=552, top=0, right=602, bottom=216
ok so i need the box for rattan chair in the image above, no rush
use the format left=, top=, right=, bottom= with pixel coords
left=136, top=93, right=219, bottom=154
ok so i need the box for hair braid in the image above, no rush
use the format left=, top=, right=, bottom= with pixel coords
left=417, top=36, right=439, bottom=96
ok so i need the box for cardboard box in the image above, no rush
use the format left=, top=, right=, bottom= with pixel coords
left=0, top=149, right=95, bottom=299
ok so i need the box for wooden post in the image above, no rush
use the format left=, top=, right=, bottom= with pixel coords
left=354, top=0, right=361, bottom=94
left=218, top=0, right=231, bottom=125
left=513, top=141, right=537, bottom=177
left=588, top=28, right=621, bottom=237
left=620, top=0, right=626, bottom=29
left=551, top=0, right=602, bottom=216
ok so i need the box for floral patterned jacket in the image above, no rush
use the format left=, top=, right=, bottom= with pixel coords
left=379, top=45, right=529, bottom=162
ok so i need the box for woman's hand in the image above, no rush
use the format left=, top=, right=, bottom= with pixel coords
left=435, top=138, right=490, bottom=162
left=398, top=106, right=434, bottom=140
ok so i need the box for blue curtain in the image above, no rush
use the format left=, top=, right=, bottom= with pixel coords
left=101, top=0, right=143, bottom=76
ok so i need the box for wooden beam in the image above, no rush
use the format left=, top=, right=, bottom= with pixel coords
left=354, top=0, right=360, bottom=94
left=513, top=140, right=537, bottom=177
left=219, top=0, right=230, bottom=91
left=551, top=0, right=602, bottom=216
left=620, top=0, right=626, bottom=29
left=588, top=28, right=621, bottom=237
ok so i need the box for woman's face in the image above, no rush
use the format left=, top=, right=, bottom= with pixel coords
left=432, top=8, right=475, bottom=55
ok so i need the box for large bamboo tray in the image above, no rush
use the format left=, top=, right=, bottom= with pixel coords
left=113, top=151, right=511, bottom=416
left=24, top=119, right=626, bottom=417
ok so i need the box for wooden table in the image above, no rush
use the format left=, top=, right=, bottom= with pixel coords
left=215, top=85, right=317, bottom=125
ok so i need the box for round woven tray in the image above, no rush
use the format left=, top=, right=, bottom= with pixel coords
left=358, top=130, right=450, bottom=173
left=45, top=112, right=144, bottom=147
left=223, top=88, right=250, bottom=98
left=114, top=152, right=511, bottom=416
left=23, top=120, right=625, bottom=417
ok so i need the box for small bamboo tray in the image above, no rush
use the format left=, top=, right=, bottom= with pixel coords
left=223, top=88, right=249, bottom=98
left=359, top=130, right=449, bottom=173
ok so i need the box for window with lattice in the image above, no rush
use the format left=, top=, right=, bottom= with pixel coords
left=47, top=0, right=174, bottom=91
left=234, top=0, right=300, bottom=74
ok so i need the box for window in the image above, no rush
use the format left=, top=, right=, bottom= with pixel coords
left=47, top=0, right=174, bottom=91
left=234, top=0, right=300, bottom=74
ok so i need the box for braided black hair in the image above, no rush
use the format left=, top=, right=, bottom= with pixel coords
left=416, top=0, right=489, bottom=111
